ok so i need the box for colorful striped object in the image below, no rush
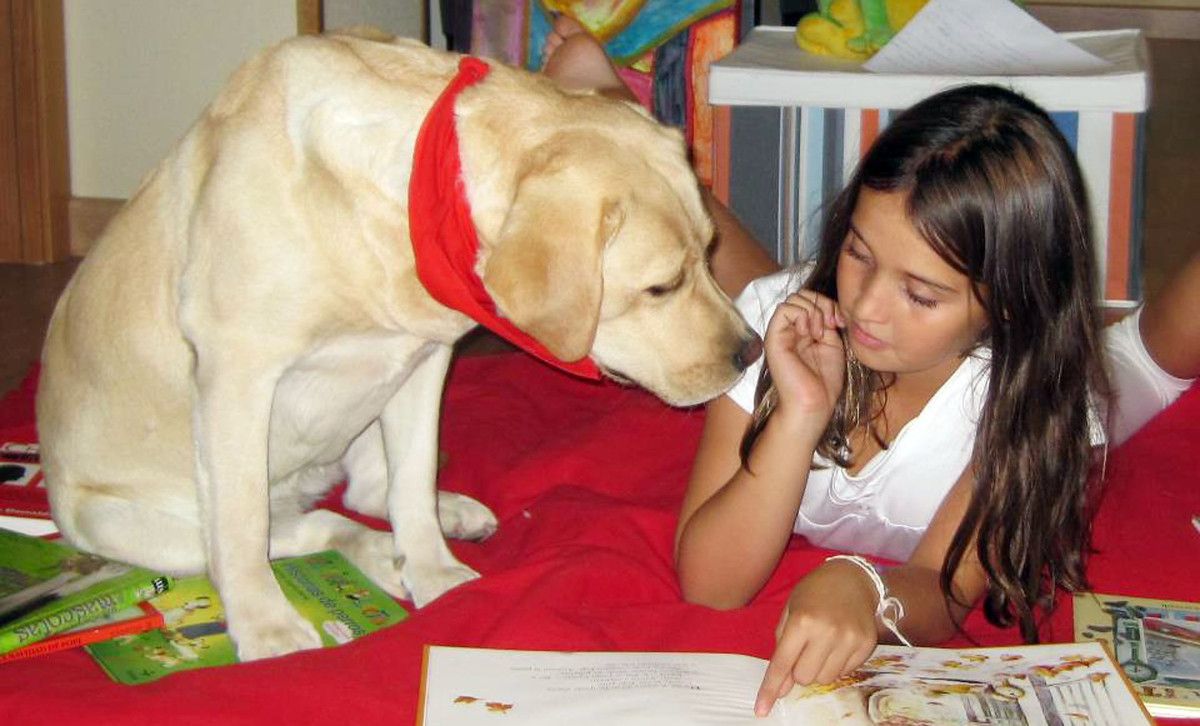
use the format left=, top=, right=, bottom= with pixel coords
left=711, top=27, right=1150, bottom=306
left=724, top=105, right=1144, bottom=304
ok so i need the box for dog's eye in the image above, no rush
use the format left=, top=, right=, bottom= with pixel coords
left=645, top=272, right=684, bottom=298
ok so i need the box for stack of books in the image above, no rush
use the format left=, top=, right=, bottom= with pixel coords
left=0, top=527, right=172, bottom=662
left=1, top=526, right=409, bottom=676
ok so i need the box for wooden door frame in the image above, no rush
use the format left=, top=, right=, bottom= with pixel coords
left=297, top=0, right=323, bottom=35
left=1, top=0, right=69, bottom=264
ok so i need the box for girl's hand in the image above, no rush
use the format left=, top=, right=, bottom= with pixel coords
left=763, top=291, right=846, bottom=422
left=753, top=561, right=880, bottom=716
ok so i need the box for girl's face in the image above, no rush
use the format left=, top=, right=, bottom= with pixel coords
left=835, top=188, right=989, bottom=389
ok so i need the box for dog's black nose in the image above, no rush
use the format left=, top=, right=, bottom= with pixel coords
left=732, top=334, right=763, bottom=372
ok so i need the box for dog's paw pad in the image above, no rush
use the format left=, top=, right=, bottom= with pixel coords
left=438, top=492, right=498, bottom=541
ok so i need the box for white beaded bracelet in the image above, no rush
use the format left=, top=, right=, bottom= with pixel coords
left=826, top=554, right=913, bottom=647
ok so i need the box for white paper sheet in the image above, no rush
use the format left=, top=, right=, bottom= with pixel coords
left=864, top=0, right=1112, bottom=75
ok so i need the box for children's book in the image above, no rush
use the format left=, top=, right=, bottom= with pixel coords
left=417, top=641, right=1153, bottom=725
left=0, top=527, right=172, bottom=656
left=0, top=442, right=51, bottom=523
left=0, top=601, right=163, bottom=663
left=86, top=549, right=407, bottom=684
left=1075, top=590, right=1200, bottom=719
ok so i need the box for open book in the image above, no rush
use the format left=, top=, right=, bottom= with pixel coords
left=418, top=641, right=1152, bottom=725
left=1075, top=590, right=1200, bottom=719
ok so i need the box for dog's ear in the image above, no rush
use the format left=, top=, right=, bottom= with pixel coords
left=483, top=146, right=625, bottom=363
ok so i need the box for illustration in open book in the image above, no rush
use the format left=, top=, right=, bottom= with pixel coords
left=777, top=644, right=1146, bottom=724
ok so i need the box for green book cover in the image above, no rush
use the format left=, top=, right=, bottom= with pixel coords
left=0, top=528, right=173, bottom=655
left=87, top=549, right=408, bottom=684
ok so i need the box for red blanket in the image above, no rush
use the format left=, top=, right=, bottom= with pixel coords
left=1, top=352, right=1197, bottom=724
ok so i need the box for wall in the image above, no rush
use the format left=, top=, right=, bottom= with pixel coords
left=64, top=1, right=298, bottom=199
left=323, top=0, right=424, bottom=41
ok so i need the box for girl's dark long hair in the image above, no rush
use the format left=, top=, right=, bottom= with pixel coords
left=741, top=85, right=1111, bottom=641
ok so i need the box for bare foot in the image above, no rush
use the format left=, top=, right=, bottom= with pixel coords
left=541, top=14, right=634, bottom=102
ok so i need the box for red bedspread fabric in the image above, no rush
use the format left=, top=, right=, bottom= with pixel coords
left=0, top=352, right=1196, bottom=725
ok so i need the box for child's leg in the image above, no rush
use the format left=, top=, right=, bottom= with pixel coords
left=541, top=15, right=635, bottom=102
left=540, top=17, right=782, bottom=296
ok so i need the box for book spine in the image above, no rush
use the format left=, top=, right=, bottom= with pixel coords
left=0, top=575, right=172, bottom=655
left=0, top=603, right=164, bottom=663
left=0, top=504, right=53, bottom=519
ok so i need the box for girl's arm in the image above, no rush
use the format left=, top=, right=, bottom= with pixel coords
left=676, top=291, right=846, bottom=609
left=675, top=394, right=825, bottom=609
left=754, top=464, right=989, bottom=715
left=1139, top=249, right=1200, bottom=379
left=875, top=467, right=988, bottom=642
left=702, top=187, right=782, bottom=299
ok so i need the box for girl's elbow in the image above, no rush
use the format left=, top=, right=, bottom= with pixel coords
left=678, top=572, right=752, bottom=610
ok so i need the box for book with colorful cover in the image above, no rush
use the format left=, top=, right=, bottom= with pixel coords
left=1075, top=590, right=1200, bottom=719
left=0, top=601, right=163, bottom=663
left=87, top=549, right=408, bottom=684
left=0, top=442, right=48, bottom=519
left=0, top=527, right=173, bottom=656
left=417, top=641, right=1153, bottom=724
left=0, top=441, right=57, bottom=537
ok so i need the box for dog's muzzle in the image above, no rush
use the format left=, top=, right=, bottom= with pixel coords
left=732, top=334, right=763, bottom=372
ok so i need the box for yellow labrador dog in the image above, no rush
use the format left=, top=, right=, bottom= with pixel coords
left=37, top=31, right=759, bottom=661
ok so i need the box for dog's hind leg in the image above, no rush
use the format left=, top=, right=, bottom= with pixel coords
left=378, top=344, right=480, bottom=607
left=435, top=492, right=498, bottom=541
left=341, top=423, right=497, bottom=541
left=267, top=508, right=412, bottom=600
left=56, top=486, right=208, bottom=574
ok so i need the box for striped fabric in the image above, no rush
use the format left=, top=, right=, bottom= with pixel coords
left=724, top=106, right=1146, bottom=305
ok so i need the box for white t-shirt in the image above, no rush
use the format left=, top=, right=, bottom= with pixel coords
left=725, top=268, right=1193, bottom=563
left=727, top=269, right=987, bottom=561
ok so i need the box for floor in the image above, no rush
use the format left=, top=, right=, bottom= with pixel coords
left=1, top=39, right=1197, bottom=398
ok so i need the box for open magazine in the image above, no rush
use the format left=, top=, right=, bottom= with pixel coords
left=418, top=641, right=1152, bottom=725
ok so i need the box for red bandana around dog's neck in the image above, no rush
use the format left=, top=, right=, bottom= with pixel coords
left=409, top=57, right=602, bottom=380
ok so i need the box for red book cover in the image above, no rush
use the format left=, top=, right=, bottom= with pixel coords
left=0, top=601, right=164, bottom=663
left=0, top=442, right=49, bottom=520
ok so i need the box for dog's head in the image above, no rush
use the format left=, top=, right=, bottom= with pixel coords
left=478, top=111, right=760, bottom=407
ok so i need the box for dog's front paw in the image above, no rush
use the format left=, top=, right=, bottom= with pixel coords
left=438, top=492, right=498, bottom=541
left=343, top=530, right=412, bottom=601
left=227, top=603, right=323, bottom=662
left=402, top=560, right=481, bottom=608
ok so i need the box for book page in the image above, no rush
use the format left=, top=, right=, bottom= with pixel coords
left=420, top=647, right=771, bottom=725
left=864, top=0, right=1111, bottom=75
left=779, top=643, right=1151, bottom=725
